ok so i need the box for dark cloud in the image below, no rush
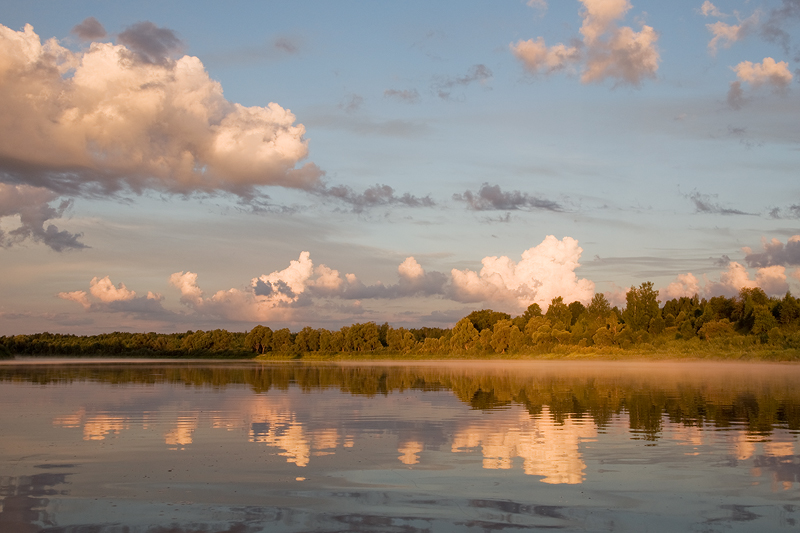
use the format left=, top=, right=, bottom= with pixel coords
left=434, top=64, right=492, bottom=100
left=384, top=89, right=421, bottom=104
left=315, top=184, right=435, bottom=213
left=453, top=183, right=561, bottom=212
left=0, top=186, right=86, bottom=252
left=686, top=191, right=753, bottom=216
left=727, top=81, right=745, bottom=109
left=744, top=236, right=800, bottom=267
left=274, top=36, right=300, bottom=54
left=106, top=296, right=178, bottom=319
left=339, top=94, right=364, bottom=114
left=118, top=21, right=183, bottom=65
left=326, top=271, right=449, bottom=300
left=770, top=204, right=800, bottom=219
left=253, top=279, right=297, bottom=299
left=761, top=0, right=800, bottom=52
left=712, top=254, right=732, bottom=268
left=71, top=17, right=106, bottom=40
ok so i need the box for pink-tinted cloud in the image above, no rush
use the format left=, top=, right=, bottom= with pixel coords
left=661, top=261, right=790, bottom=300
left=58, top=276, right=167, bottom=315
left=706, top=12, right=760, bottom=55
left=0, top=23, right=320, bottom=198
left=450, top=236, right=595, bottom=311
left=510, top=0, right=659, bottom=87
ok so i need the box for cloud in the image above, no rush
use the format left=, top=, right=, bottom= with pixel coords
left=453, top=183, right=561, bottom=211
left=433, top=64, right=492, bottom=100
left=314, top=184, right=435, bottom=213
left=527, top=0, right=548, bottom=9
left=686, top=191, right=752, bottom=215
left=509, top=37, right=581, bottom=75
left=169, top=255, right=314, bottom=323
left=450, top=236, right=595, bottom=311
left=58, top=276, right=169, bottom=316
left=384, top=89, right=421, bottom=104
left=761, top=0, right=800, bottom=52
left=336, top=258, right=449, bottom=300
left=726, top=81, right=746, bottom=109
left=770, top=204, right=800, bottom=219
left=699, top=1, right=725, bottom=18
left=273, top=36, right=301, bottom=55
left=733, top=57, right=793, bottom=89
left=743, top=236, right=800, bottom=267
left=662, top=261, right=790, bottom=299
left=166, top=252, right=447, bottom=323
left=727, top=57, right=793, bottom=109
left=339, top=93, right=364, bottom=114
left=706, top=12, right=760, bottom=54
left=510, top=0, right=659, bottom=87
left=0, top=184, right=85, bottom=251
left=71, top=17, right=106, bottom=41
left=660, top=273, right=702, bottom=300
left=117, top=21, right=182, bottom=65
left=0, top=23, right=320, bottom=198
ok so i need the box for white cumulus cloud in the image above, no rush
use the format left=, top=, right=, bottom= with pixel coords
left=0, top=22, right=320, bottom=197
left=450, top=236, right=595, bottom=311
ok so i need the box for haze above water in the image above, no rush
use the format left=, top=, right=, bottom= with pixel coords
left=1, top=360, right=799, bottom=532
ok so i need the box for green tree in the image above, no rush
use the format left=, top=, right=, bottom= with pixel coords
left=512, top=303, right=542, bottom=329
left=465, top=309, right=511, bottom=332
left=450, top=318, right=479, bottom=353
left=622, top=282, right=661, bottom=332
left=545, top=297, right=572, bottom=330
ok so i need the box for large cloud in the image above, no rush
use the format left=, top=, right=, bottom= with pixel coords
left=0, top=183, right=85, bottom=251
left=510, top=0, right=659, bottom=87
left=58, top=276, right=169, bottom=316
left=0, top=22, right=320, bottom=197
left=450, top=236, right=595, bottom=311
left=661, top=261, right=790, bottom=300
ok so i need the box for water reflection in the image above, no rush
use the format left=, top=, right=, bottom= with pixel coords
left=452, top=407, right=596, bottom=484
left=1, top=360, right=800, bottom=531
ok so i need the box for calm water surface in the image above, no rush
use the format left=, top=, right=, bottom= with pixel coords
left=0, top=360, right=799, bottom=532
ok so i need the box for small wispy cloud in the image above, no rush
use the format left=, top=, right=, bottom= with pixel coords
left=453, top=183, right=561, bottom=212
left=314, top=184, right=435, bottom=213
left=433, top=64, right=492, bottom=100
left=384, top=88, right=421, bottom=104
left=686, top=190, right=753, bottom=216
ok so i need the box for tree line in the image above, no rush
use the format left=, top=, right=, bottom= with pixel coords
left=3, top=284, right=800, bottom=358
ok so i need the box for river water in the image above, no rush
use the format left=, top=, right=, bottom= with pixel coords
left=0, top=359, right=798, bottom=532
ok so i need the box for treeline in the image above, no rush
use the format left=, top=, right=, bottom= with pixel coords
left=3, top=284, right=800, bottom=358
left=1, top=363, right=798, bottom=435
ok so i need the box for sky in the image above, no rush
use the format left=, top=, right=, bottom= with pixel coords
left=0, top=0, right=799, bottom=335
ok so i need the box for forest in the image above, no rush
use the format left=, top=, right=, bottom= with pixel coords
left=2, top=284, right=800, bottom=360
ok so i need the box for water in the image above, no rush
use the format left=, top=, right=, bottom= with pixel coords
left=0, top=360, right=798, bottom=532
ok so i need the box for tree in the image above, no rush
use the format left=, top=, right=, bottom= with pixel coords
left=545, top=297, right=572, bottom=330
left=465, top=309, right=511, bottom=332
left=567, top=301, right=586, bottom=326
left=450, top=318, right=479, bottom=353
left=512, top=303, right=542, bottom=329
left=622, top=282, right=660, bottom=332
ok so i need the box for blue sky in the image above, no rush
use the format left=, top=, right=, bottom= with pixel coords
left=0, top=0, right=798, bottom=334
